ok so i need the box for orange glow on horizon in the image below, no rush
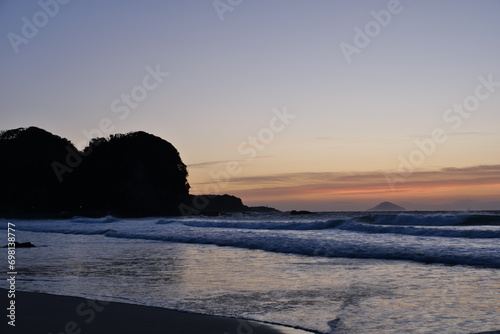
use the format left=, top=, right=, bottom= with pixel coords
left=189, top=165, right=500, bottom=210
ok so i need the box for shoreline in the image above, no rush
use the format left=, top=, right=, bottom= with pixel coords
left=1, top=289, right=313, bottom=334
left=2, top=290, right=499, bottom=334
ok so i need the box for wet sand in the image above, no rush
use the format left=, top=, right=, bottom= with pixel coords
left=1, top=289, right=309, bottom=334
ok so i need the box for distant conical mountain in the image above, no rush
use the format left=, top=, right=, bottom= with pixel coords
left=367, top=201, right=406, bottom=211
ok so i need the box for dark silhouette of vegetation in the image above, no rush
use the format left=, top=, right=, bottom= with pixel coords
left=72, top=131, right=190, bottom=217
left=0, top=127, right=77, bottom=216
left=0, top=127, right=190, bottom=217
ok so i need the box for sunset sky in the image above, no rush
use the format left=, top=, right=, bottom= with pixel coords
left=1, top=1, right=499, bottom=210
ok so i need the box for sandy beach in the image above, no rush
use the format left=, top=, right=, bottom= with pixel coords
left=1, top=289, right=307, bottom=334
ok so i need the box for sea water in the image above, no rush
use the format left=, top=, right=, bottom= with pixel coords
left=1, top=212, right=499, bottom=333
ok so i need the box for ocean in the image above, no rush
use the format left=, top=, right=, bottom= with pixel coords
left=1, top=211, right=499, bottom=333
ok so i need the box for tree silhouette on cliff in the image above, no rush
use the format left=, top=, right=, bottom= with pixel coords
left=0, top=127, right=190, bottom=217
left=72, top=131, right=190, bottom=216
left=0, top=127, right=76, bottom=216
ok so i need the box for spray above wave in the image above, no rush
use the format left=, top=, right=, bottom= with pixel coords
left=180, top=220, right=344, bottom=230
left=357, top=214, right=500, bottom=226
left=177, top=219, right=500, bottom=238
left=70, top=216, right=120, bottom=224
left=337, top=221, right=500, bottom=238
left=103, top=229, right=500, bottom=269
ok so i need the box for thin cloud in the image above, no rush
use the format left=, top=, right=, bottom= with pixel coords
left=411, top=131, right=493, bottom=140
left=187, top=160, right=231, bottom=168
left=192, top=165, right=500, bottom=200
left=447, top=131, right=493, bottom=137
left=313, top=136, right=338, bottom=141
left=188, top=155, right=278, bottom=169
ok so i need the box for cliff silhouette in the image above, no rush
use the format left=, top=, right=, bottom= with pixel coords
left=0, top=127, right=77, bottom=216
left=0, top=127, right=277, bottom=218
left=0, top=127, right=190, bottom=217
left=188, top=194, right=279, bottom=215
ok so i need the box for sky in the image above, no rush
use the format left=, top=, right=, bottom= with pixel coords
left=1, top=0, right=499, bottom=211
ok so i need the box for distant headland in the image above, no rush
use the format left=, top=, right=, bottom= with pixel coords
left=0, top=127, right=277, bottom=218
